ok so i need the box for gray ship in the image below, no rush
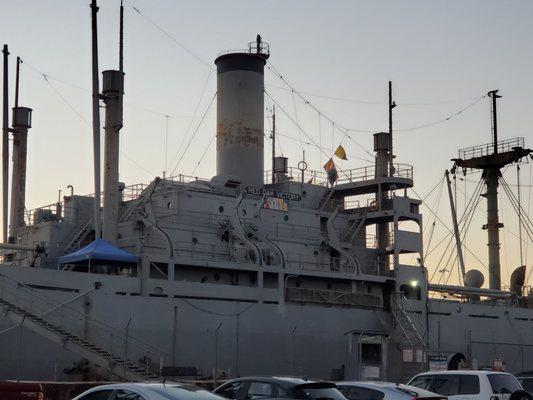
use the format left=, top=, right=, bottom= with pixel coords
left=0, top=1, right=532, bottom=385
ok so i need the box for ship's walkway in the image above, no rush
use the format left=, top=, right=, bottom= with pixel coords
left=0, top=273, right=164, bottom=381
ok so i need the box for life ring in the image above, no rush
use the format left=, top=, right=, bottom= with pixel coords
left=369, top=200, right=378, bottom=211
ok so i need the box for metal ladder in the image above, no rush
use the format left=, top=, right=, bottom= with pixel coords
left=0, top=273, right=163, bottom=381
left=391, top=294, right=428, bottom=348
left=64, top=219, right=93, bottom=252
left=343, top=208, right=367, bottom=241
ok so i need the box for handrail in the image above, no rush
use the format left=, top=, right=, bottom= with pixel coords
left=265, top=163, right=413, bottom=186
left=458, top=137, right=525, bottom=160
left=0, top=272, right=170, bottom=373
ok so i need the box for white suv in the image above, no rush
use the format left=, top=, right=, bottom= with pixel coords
left=408, top=371, right=523, bottom=400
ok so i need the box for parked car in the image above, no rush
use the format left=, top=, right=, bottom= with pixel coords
left=516, top=373, right=533, bottom=394
left=72, top=383, right=228, bottom=400
left=408, top=371, right=522, bottom=400
left=336, top=382, right=446, bottom=400
left=214, top=377, right=346, bottom=400
left=0, top=381, right=44, bottom=400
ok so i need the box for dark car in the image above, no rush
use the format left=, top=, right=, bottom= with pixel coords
left=516, top=372, right=533, bottom=394
left=214, top=377, right=346, bottom=400
left=0, top=382, right=44, bottom=400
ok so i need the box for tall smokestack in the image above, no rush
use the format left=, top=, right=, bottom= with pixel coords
left=8, top=106, right=32, bottom=243
left=214, top=35, right=269, bottom=186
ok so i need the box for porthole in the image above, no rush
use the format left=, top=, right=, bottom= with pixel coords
left=192, top=237, right=198, bottom=243
left=283, top=215, right=289, bottom=222
left=218, top=206, right=224, bottom=213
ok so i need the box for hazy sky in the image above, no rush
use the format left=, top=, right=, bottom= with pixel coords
left=1, top=0, right=532, bottom=287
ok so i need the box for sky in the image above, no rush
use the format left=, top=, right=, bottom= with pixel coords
left=0, top=0, right=532, bottom=288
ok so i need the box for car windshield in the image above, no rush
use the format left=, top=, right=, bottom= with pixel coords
left=152, top=385, right=226, bottom=400
left=488, top=374, right=522, bottom=394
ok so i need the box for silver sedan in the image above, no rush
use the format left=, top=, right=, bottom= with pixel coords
left=336, top=382, right=446, bottom=400
left=72, top=382, right=228, bottom=400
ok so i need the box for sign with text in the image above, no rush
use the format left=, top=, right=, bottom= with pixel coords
left=246, top=186, right=301, bottom=202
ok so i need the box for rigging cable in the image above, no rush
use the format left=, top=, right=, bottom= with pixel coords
left=167, top=68, right=214, bottom=170
left=264, top=91, right=373, bottom=181
left=412, top=183, right=508, bottom=289
left=169, top=92, right=217, bottom=176
left=517, top=165, right=524, bottom=266
left=126, top=1, right=212, bottom=69
left=40, top=72, right=155, bottom=177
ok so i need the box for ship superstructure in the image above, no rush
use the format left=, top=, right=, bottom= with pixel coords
left=0, top=2, right=532, bottom=384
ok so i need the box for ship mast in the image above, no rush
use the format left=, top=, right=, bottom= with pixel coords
left=90, top=0, right=102, bottom=239
left=452, top=90, right=532, bottom=290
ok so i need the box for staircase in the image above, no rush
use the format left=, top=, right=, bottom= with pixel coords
left=64, top=219, right=93, bottom=252
left=0, top=273, right=163, bottom=381
left=391, top=294, right=431, bottom=349
left=343, top=208, right=367, bottom=241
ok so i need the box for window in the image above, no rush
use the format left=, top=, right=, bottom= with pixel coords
left=246, top=382, right=275, bottom=399
left=296, top=387, right=345, bottom=400
left=361, top=343, right=381, bottom=364
left=408, top=376, right=433, bottom=391
left=459, top=375, right=480, bottom=394
left=217, top=381, right=246, bottom=400
left=78, top=390, right=114, bottom=400
left=431, top=375, right=460, bottom=396
left=488, top=374, right=522, bottom=394
left=115, top=389, right=145, bottom=400
left=339, top=386, right=384, bottom=400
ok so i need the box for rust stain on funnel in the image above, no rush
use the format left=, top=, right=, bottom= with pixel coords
left=217, top=122, right=262, bottom=150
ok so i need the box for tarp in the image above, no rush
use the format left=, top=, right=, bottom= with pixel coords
left=58, top=238, right=138, bottom=265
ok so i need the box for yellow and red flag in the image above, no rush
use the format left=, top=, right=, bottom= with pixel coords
left=323, top=158, right=338, bottom=185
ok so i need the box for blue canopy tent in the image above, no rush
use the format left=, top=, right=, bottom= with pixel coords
left=58, top=238, right=137, bottom=267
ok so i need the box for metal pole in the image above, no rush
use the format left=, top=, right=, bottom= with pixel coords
left=487, top=90, right=501, bottom=154
left=123, top=317, right=131, bottom=381
left=214, top=322, right=222, bottom=382
left=290, top=325, right=297, bottom=375
left=14, top=57, right=21, bottom=108
left=485, top=168, right=502, bottom=290
left=388, top=81, right=396, bottom=176
left=172, top=306, right=177, bottom=366
left=2, top=45, right=9, bottom=243
left=90, top=0, right=102, bottom=239
left=445, top=170, right=466, bottom=284
left=271, top=105, right=275, bottom=183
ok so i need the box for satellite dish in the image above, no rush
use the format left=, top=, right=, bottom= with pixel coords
left=464, top=269, right=484, bottom=288
left=510, top=265, right=526, bottom=295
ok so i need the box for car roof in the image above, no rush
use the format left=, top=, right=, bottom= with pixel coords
left=336, top=382, right=441, bottom=397
left=222, top=377, right=321, bottom=387
left=78, top=382, right=203, bottom=394
left=412, top=371, right=513, bottom=376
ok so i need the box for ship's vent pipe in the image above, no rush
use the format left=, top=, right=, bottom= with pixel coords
left=101, top=70, right=124, bottom=243
left=8, top=106, right=32, bottom=243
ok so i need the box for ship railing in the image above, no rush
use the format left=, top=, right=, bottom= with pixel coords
left=287, top=253, right=356, bottom=274
left=0, top=272, right=170, bottom=377
left=265, top=163, right=413, bottom=186
left=217, top=41, right=270, bottom=58
left=458, top=137, right=525, bottom=160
